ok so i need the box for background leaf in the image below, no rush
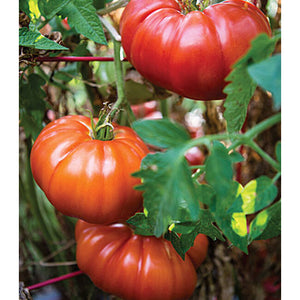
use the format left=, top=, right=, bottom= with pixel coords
left=247, top=54, right=281, bottom=110
left=19, top=73, right=49, bottom=139
left=132, top=118, right=191, bottom=148
left=59, top=0, right=107, bottom=45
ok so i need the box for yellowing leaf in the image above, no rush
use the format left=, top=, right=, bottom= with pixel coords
left=231, top=213, right=247, bottom=237
left=29, top=0, right=41, bottom=21
left=241, top=180, right=257, bottom=214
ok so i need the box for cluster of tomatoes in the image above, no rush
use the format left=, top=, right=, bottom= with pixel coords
left=30, top=113, right=208, bottom=299
left=30, top=0, right=272, bottom=298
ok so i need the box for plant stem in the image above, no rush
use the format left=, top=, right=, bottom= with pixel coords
left=109, top=39, right=126, bottom=119
left=36, top=56, right=127, bottom=62
left=160, top=100, right=169, bottom=118
left=27, top=270, right=84, bottom=291
left=244, top=112, right=281, bottom=140
left=97, top=0, right=129, bottom=15
left=99, top=15, right=121, bottom=41
left=247, top=140, right=281, bottom=172
left=184, top=113, right=281, bottom=171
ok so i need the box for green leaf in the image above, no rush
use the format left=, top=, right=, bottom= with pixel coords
left=20, top=0, right=31, bottom=17
left=38, top=0, right=71, bottom=19
left=20, top=0, right=41, bottom=22
left=275, top=142, right=281, bottom=164
left=133, top=147, right=200, bottom=237
left=223, top=65, right=257, bottom=133
left=204, top=143, right=248, bottom=252
left=213, top=181, right=249, bottom=253
left=229, top=150, right=245, bottom=163
left=53, top=63, right=79, bottom=82
left=174, top=209, right=224, bottom=242
left=19, top=73, right=49, bottom=139
left=227, top=176, right=278, bottom=215
left=164, top=231, right=186, bottom=260
left=20, top=110, right=45, bottom=140
left=167, top=209, right=225, bottom=260
left=224, top=33, right=280, bottom=133
left=132, top=118, right=191, bottom=148
left=59, top=0, right=107, bottom=45
left=195, top=183, right=215, bottom=207
left=248, top=54, right=281, bottom=110
left=126, top=213, right=155, bottom=236
left=248, top=200, right=281, bottom=243
left=93, top=0, right=113, bottom=10
left=19, top=27, right=69, bottom=50
left=205, top=141, right=233, bottom=198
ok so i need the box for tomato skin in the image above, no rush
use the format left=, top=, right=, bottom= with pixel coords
left=131, top=100, right=158, bottom=118
left=119, top=0, right=272, bottom=100
left=75, top=220, right=208, bottom=300
left=61, top=17, right=71, bottom=30
left=30, top=115, right=149, bottom=224
left=185, top=146, right=205, bottom=168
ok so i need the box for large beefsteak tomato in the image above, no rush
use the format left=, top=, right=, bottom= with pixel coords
left=119, top=0, right=272, bottom=100
left=30, top=115, right=149, bottom=224
left=75, top=220, right=208, bottom=300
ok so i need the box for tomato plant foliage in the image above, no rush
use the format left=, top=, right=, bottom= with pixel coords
left=132, top=112, right=281, bottom=255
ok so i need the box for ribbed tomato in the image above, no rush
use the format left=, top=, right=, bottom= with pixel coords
left=75, top=220, right=208, bottom=300
left=30, top=115, right=149, bottom=224
left=119, top=0, right=272, bottom=100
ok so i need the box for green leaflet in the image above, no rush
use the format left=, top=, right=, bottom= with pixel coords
left=133, top=147, right=200, bottom=237
left=19, top=73, right=49, bottom=139
left=59, top=0, right=107, bottom=45
left=224, top=33, right=281, bottom=133
left=248, top=200, right=281, bottom=243
left=126, top=213, right=155, bottom=236
left=205, top=141, right=233, bottom=198
left=204, top=142, right=248, bottom=253
left=227, top=176, right=278, bottom=215
left=132, top=118, right=191, bottom=149
left=38, top=0, right=71, bottom=20
left=19, top=27, right=69, bottom=50
left=248, top=54, right=281, bottom=110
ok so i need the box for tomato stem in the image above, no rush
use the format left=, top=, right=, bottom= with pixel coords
left=185, top=113, right=281, bottom=172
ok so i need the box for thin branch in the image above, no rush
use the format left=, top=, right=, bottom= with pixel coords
left=99, top=15, right=122, bottom=42
left=26, top=270, right=84, bottom=291
left=97, top=0, right=129, bottom=15
left=36, top=56, right=128, bottom=62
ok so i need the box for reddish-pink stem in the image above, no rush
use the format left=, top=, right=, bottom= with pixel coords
left=26, top=270, right=84, bottom=291
left=36, top=56, right=128, bottom=62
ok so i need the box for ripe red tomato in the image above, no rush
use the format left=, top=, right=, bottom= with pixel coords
left=75, top=220, right=208, bottom=300
left=119, top=0, right=272, bottom=100
left=30, top=115, right=149, bottom=224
